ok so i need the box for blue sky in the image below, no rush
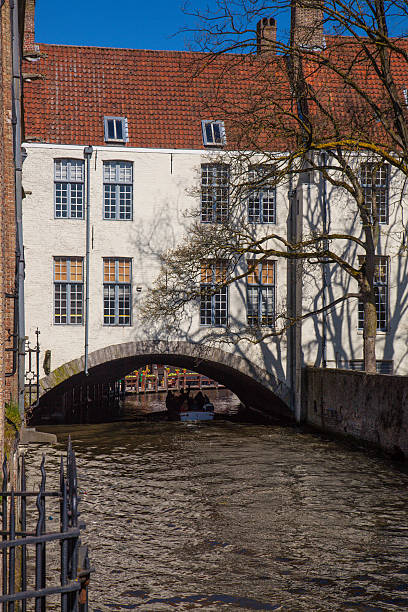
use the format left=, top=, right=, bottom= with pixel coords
left=35, top=1, right=406, bottom=51
left=35, top=0, right=291, bottom=51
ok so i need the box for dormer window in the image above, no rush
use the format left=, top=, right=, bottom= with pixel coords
left=201, top=120, right=226, bottom=147
left=104, top=117, right=128, bottom=143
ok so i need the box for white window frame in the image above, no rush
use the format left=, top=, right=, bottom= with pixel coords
left=53, top=257, right=84, bottom=325
left=200, top=261, right=229, bottom=326
left=248, top=165, right=276, bottom=224
left=54, top=159, right=84, bottom=219
left=360, top=162, right=389, bottom=225
left=103, top=116, right=129, bottom=143
left=246, top=260, right=276, bottom=327
left=201, top=163, right=229, bottom=223
left=103, top=258, right=132, bottom=326
left=358, top=256, right=389, bottom=332
left=103, top=161, right=133, bottom=220
left=201, top=120, right=226, bottom=147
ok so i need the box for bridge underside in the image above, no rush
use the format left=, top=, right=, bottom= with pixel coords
left=33, top=342, right=293, bottom=423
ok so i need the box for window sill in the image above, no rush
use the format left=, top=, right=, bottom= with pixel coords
left=199, top=324, right=228, bottom=328
left=357, top=329, right=389, bottom=335
left=248, top=221, right=277, bottom=225
left=103, top=324, right=132, bottom=328
left=53, top=323, right=84, bottom=326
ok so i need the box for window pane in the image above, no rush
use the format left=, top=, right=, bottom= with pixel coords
left=104, top=162, right=116, bottom=182
left=104, top=162, right=133, bottom=220
left=69, top=160, right=84, bottom=181
left=261, top=262, right=274, bottom=285
left=117, top=259, right=131, bottom=283
left=115, top=120, right=123, bottom=140
left=54, top=283, right=67, bottom=324
left=54, top=160, right=84, bottom=219
left=214, top=261, right=227, bottom=284
left=55, top=160, right=68, bottom=181
left=260, top=287, right=275, bottom=326
left=247, top=262, right=259, bottom=285
left=104, top=184, right=117, bottom=219
left=200, top=260, right=228, bottom=326
left=358, top=256, right=388, bottom=331
left=118, top=185, right=132, bottom=220
left=104, top=259, right=116, bottom=282
left=361, top=163, right=388, bottom=224
left=55, top=183, right=68, bottom=217
left=201, top=164, right=229, bottom=223
left=118, top=162, right=132, bottom=183
left=248, top=166, right=275, bottom=224
left=70, top=258, right=83, bottom=282
left=205, top=122, right=213, bottom=144
left=107, top=119, right=115, bottom=140
left=201, top=262, right=212, bottom=284
left=247, top=286, right=259, bottom=325
left=104, top=285, right=116, bottom=324
left=70, top=283, right=83, bottom=324
left=213, top=123, right=221, bottom=143
left=118, top=285, right=131, bottom=325
left=70, top=183, right=84, bottom=218
left=213, top=287, right=227, bottom=325
left=54, top=258, right=67, bottom=281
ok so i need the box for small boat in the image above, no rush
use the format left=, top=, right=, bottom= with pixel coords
left=179, top=401, right=215, bottom=422
left=166, top=390, right=215, bottom=422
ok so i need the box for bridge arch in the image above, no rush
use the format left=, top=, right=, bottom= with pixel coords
left=35, top=341, right=292, bottom=421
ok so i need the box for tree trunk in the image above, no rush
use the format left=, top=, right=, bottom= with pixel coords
left=363, top=296, right=377, bottom=374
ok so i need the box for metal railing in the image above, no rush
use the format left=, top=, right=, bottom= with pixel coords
left=0, top=439, right=91, bottom=610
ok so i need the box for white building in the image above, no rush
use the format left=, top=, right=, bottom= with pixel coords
left=21, top=28, right=408, bottom=418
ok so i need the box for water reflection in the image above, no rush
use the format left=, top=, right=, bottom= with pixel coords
left=24, top=392, right=408, bottom=611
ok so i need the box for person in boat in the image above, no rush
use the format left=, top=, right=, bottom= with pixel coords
left=166, top=390, right=174, bottom=409
left=194, top=391, right=206, bottom=410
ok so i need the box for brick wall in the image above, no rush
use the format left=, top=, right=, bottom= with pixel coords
left=302, top=367, right=408, bottom=459
left=0, top=0, right=33, bottom=456
left=0, top=1, right=16, bottom=457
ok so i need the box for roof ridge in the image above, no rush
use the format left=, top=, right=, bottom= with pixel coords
left=37, top=42, right=244, bottom=57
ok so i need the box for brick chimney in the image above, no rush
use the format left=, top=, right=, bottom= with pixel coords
left=23, top=0, right=37, bottom=56
left=290, top=0, right=324, bottom=49
left=256, top=17, right=277, bottom=55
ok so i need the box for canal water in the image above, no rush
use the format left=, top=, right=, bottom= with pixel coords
left=24, top=390, right=408, bottom=611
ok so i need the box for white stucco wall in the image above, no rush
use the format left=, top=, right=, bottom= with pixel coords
left=22, top=143, right=289, bottom=383
left=22, top=143, right=408, bottom=384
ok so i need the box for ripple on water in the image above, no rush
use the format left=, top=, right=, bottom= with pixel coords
left=23, top=394, right=408, bottom=611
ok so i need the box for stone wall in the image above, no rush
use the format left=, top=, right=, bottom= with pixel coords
left=302, top=367, right=408, bottom=458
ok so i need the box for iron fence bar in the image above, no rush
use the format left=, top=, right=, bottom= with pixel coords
left=0, top=442, right=89, bottom=610
left=2, top=458, right=8, bottom=612
left=0, top=582, right=81, bottom=603
left=35, top=458, right=46, bottom=612
left=20, top=455, right=27, bottom=612
left=0, top=492, right=60, bottom=498
left=61, top=457, right=69, bottom=612
left=0, top=529, right=81, bottom=549
left=8, top=492, right=16, bottom=612
left=67, top=437, right=79, bottom=611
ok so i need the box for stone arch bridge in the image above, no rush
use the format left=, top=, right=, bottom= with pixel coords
left=33, top=340, right=292, bottom=422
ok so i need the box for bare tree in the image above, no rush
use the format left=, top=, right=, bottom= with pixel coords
left=142, top=0, right=408, bottom=373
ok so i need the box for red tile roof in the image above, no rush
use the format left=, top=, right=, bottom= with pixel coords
left=23, top=38, right=408, bottom=153
left=303, top=36, right=408, bottom=148
left=23, top=43, right=291, bottom=150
